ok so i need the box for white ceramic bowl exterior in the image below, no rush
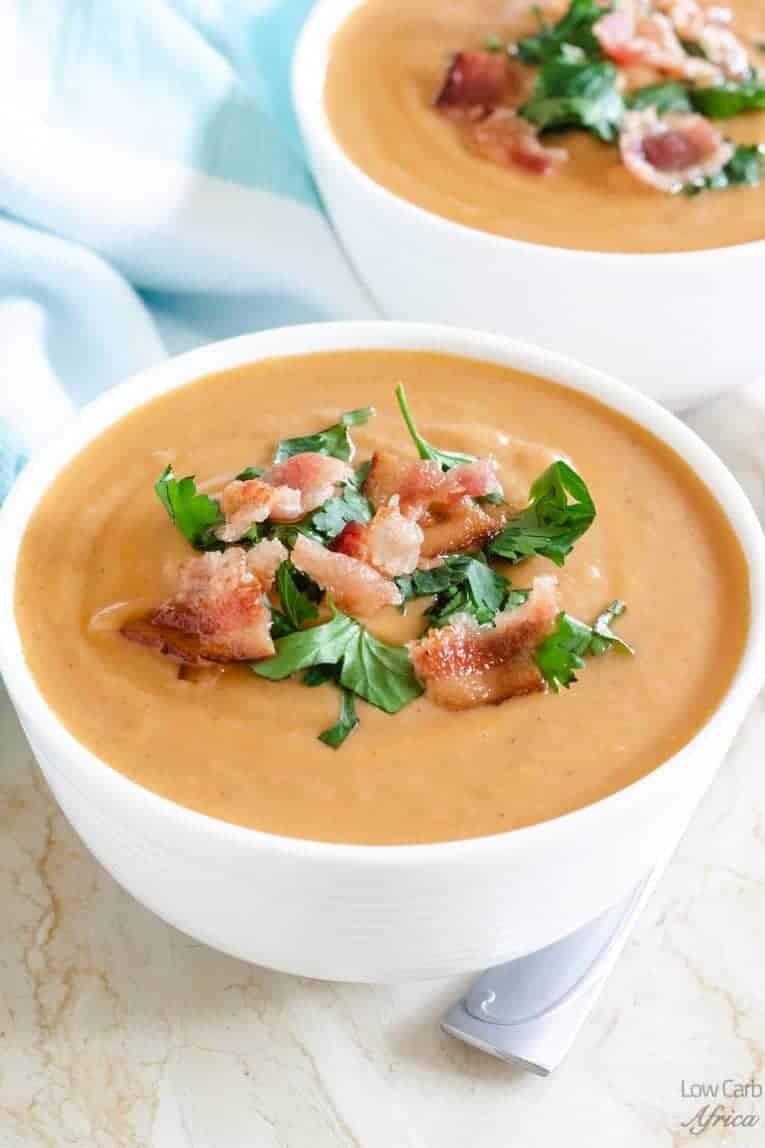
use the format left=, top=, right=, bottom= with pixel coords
left=293, top=0, right=765, bottom=411
left=1, top=322, right=764, bottom=982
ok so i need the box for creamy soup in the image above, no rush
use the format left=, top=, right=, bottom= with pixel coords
left=15, top=352, right=749, bottom=844
left=324, top=0, right=765, bottom=253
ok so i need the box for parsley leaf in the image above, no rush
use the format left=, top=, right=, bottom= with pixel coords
left=520, top=58, right=624, bottom=142
left=395, top=383, right=476, bottom=470
left=275, top=561, right=320, bottom=631
left=319, top=686, right=359, bottom=748
left=155, top=465, right=224, bottom=550
left=274, top=408, right=374, bottom=463
left=396, top=554, right=529, bottom=630
left=517, top=0, right=605, bottom=65
left=304, top=663, right=340, bottom=687
left=253, top=603, right=423, bottom=715
left=685, top=143, right=764, bottom=195
left=536, top=600, right=632, bottom=691
left=484, top=32, right=505, bottom=53
left=236, top=466, right=265, bottom=480
left=311, top=480, right=373, bottom=541
left=626, top=81, right=693, bottom=115
left=690, top=78, right=765, bottom=119
left=488, top=460, right=595, bottom=566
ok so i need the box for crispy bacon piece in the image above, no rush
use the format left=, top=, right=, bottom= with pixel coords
left=363, top=450, right=505, bottom=558
left=620, top=108, right=732, bottom=191
left=473, top=110, right=568, bottom=175
left=435, top=51, right=509, bottom=114
left=216, top=478, right=302, bottom=541
left=261, top=452, right=352, bottom=516
left=332, top=498, right=424, bottom=577
left=596, top=6, right=722, bottom=82
left=409, top=576, right=560, bottom=709
left=419, top=499, right=506, bottom=558
left=654, top=0, right=748, bottom=79
left=364, top=450, right=411, bottom=509
left=291, top=534, right=402, bottom=616
left=122, top=542, right=287, bottom=664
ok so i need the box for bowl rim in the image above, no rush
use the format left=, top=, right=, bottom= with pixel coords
left=2, top=319, right=765, bottom=863
left=292, top=0, right=765, bottom=266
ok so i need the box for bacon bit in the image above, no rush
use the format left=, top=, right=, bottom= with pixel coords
left=262, top=452, right=352, bottom=516
left=420, top=499, right=506, bottom=558
left=364, top=450, right=409, bottom=509
left=435, top=51, right=509, bottom=114
left=654, top=0, right=748, bottom=79
left=596, top=7, right=722, bottom=82
left=291, top=534, right=402, bottom=616
left=409, top=576, right=560, bottom=709
left=216, top=478, right=302, bottom=541
left=620, top=108, right=732, bottom=191
left=473, top=110, right=568, bottom=175
left=363, top=450, right=505, bottom=558
left=122, top=543, right=287, bottom=664
left=245, top=538, right=290, bottom=589
left=332, top=498, right=424, bottom=577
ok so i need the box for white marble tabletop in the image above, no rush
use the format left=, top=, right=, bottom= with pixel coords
left=2, top=386, right=764, bottom=1148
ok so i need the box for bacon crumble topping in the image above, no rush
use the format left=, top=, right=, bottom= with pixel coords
left=409, top=576, right=560, bottom=709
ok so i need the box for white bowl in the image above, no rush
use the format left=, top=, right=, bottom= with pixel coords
left=293, top=0, right=765, bottom=410
left=1, top=322, right=764, bottom=982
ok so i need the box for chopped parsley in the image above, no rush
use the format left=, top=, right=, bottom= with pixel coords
left=397, top=554, right=528, bottom=630
left=395, top=383, right=477, bottom=470
left=690, top=77, right=765, bottom=120
left=626, top=81, right=694, bottom=115
left=253, top=602, right=423, bottom=716
left=484, top=32, right=505, bottom=53
left=536, top=600, right=633, bottom=691
left=488, top=459, right=595, bottom=566
left=686, top=143, right=764, bottom=195
left=319, top=685, right=360, bottom=749
left=520, top=58, right=624, bottom=142
left=155, top=465, right=224, bottom=550
left=274, top=407, right=374, bottom=463
left=517, top=0, right=605, bottom=65
left=275, top=560, right=320, bottom=631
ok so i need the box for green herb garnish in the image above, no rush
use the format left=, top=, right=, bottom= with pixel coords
left=310, top=464, right=374, bottom=541
left=686, top=143, right=764, bottom=195
left=395, top=383, right=477, bottom=470
left=275, top=560, right=320, bottom=631
left=235, top=466, right=265, bottom=481
left=253, top=602, right=423, bottom=715
left=517, top=0, right=605, bottom=65
left=520, top=58, right=624, bottom=142
left=690, top=78, right=765, bottom=119
left=626, top=81, right=694, bottom=115
left=319, top=685, right=360, bottom=748
left=484, top=32, right=505, bottom=53
left=155, top=465, right=224, bottom=551
left=397, top=554, right=528, bottom=630
left=274, top=407, right=374, bottom=463
left=536, top=600, right=633, bottom=691
left=488, top=460, right=595, bottom=567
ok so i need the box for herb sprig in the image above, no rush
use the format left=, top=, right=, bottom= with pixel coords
left=274, top=407, right=373, bottom=463
left=488, top=459, right=595, bottom=566
left=536, top=600, right=633, bottom=691
left=516, top=0, right=605, bottom=66
left=520, top=58, right=624, bottom=142
left=395, top=384, right=477, bottom=470
left=155, top=466, right=224, bottom=551
left=397, top=554, right=528, bottom=630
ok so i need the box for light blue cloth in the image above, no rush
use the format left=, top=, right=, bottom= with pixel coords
left=0, top=0, right=374, bottom=500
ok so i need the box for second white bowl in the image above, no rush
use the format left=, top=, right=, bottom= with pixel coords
left=293, top=0, right=765, bottom=410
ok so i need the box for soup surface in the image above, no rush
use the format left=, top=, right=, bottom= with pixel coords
left=324, top=0, right=765, bottom=253
left=15, top=352, right=749, bottom=843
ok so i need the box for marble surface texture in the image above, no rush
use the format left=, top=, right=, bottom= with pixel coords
left=1, top=384, right=765, bottom=1148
